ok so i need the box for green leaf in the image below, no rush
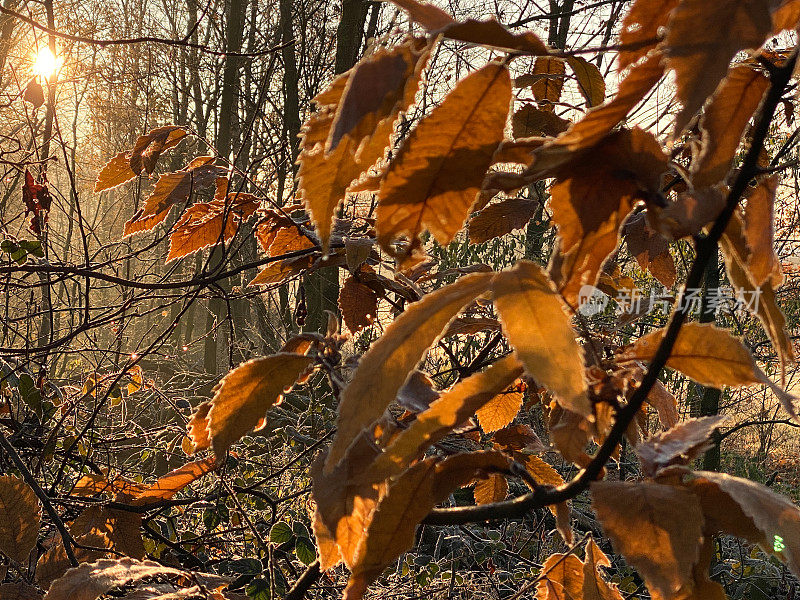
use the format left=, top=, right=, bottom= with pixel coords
left=270, top=521, right=294, bottom=544
left=295, top=536, right=316, bottom=565
left=246, top=578, right=270, bottom=600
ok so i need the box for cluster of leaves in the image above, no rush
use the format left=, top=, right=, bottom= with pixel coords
left=7, top=0, right=800, bottom=599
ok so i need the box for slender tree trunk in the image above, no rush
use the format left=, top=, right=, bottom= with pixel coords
left=698, top=247, right=722, bottom=471
left=204, top=0, right=247, bottom=374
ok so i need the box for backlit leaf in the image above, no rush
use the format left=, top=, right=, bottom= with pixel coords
left=326, top=272, right=495, bottom=472
left=206, top=353, right=314, bottom=457
left=129, top=125, right=187, bottom=175
left=664, top=0, right=773, bottom=134
left=535, top=553, right=583, bottom=600
left=473, top=473, right=508, bottom=505
left=492, top=260, right=589, bottom=415
left=635, top=415, right=728, bottom=477
left=582, top=537, right=624, bottom=600
left=566, top=56, right=606, bottom=107
left=469, top=198, right=539, bottom=244
left=591, top=480, right=704, bottom=599
left=338, top=275, right=378, bottom=334
left=94, top=151, right=136, bottom=193
left=133, top=457, right=216, bottom=505
left=376, top=63, right=511, bottom=261
left=692, top=65, right=769, bottom=188
left=516, top=57, right=566, bottom=106
left=618, top=0, right=679, bottom=71
left=0, top=475, right=41, bottom=563
left=475, top=386, right=523, bottom=433
left=344, top=452, right=510, bottom=600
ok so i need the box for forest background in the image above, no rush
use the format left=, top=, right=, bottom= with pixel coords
left=3, top=0, right=800, bottom=599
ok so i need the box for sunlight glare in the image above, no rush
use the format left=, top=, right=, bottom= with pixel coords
left=33, top=47, right=58, bottom=79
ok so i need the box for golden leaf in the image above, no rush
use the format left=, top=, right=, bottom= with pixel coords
left=512, top=105, right=570, bottom=138
left=206, top=353, right=314, bottom=457
left=591, top=480, right=704, bottom=599
left=743, top=175, right=781, bottom=286
left=300, top=38, right=431, bottom=250
left=535, top=553, right=583, bottom=600
left=376, top=63, right=511, bottom=258
left=473, top=473, right=508, bottom=505
left=133, top=457, right=216, bottom=505
left=623, top=212, right=676, bottom=288
left=516, top=57, right=566, bottom=106
left=492, top=261, right=589, bottom=415
left=566, top=56, right=606, bottom=107
left=664, top=0, right=773, bottom=134
left=582, top=537, right=624, bottom=600
left=692, top=65, right=770, bottom=187
left=475, top=387, right=523, bottom=433
left=0, top=475, right=41, bottom=563
left=94, top=151, right=136, bottom=193
left=344, top=452, right=510, bottom=600
left=364, top=354, right=523, bottom=482
left=325, top=272, right=495, bottom=472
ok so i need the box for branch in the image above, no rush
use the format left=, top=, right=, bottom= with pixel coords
left=423, top=48, right=799, bottom=526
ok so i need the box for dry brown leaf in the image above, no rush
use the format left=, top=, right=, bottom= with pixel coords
left=664, top=0, right=773, bottom=134
left=129, top=126, right=187, bottom=175
left=338, top=275, right=379, bottom=334
left=468, top=198, right=539, bottom=244
left=474, top=473, right=508, bottom=504
left=617, top=0, right=679, bottom=71
left=683, top=470, right=800, bottom=576
left=206, top=353, right=314, bottom=457
left=301, top=38, right=431, bottom=250
left=476, top=387, right=523, bottom=433
left=326, top=272, right=495, bottom=472
left=312, top=436, right=384, bottom=569
left=591, top=480, right=704, bottom=599
left=438, top=18, right=548, bottom=54
left=635, top=415, right=728, bottom=477
left=512, top=105, right=570, bottom=138
left=248, top=255, right=314, bottom=287
left=0, top=475, right=41, bottom=564
left=582, top=537, right=624, bottom=600
left=491, top=137, right=547, bottom=166
left=651, top=185, right=727, bottom=240
left=516, top=57, right=566, bottom=106
left=312, top=508, right=343, bottom=571
left=69, top=506, right=145, bottom=559
left=492, top=260, right=589, bottom=415
left=388, top=0, right=454, bottom=29
left=623, top=212, right=676, bottom=287
left=546, top=128, right=668, bottom=306
left=548, top=405, right=594, bottom=468
left=618, top=322, right=773, bottom=389
left=566, top=56, right=606, bottom=107
left=327, top=37, right=431, bottom=154
left=94, top=151, right=136, bottom=193
left=536, top=553, right=583, bottom=600
left=744, top=175, right=781, bottom=286
left=344, top=452, right=510, bottom=600
left=133, top=457, right=216, bottom=505
left=364, top=354, right=523, bottom=481
left=692, top=65, right=769, bottom=187
left=376, top=63, right=511, bottom=258
left=493, top=423, right=546, bottom=453
left=721, top=211, right=795, bottom=382
left=43, top=558, right=184, bottom=600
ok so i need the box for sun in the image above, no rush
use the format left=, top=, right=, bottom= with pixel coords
left=33, top=47, right=59, bottom=80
